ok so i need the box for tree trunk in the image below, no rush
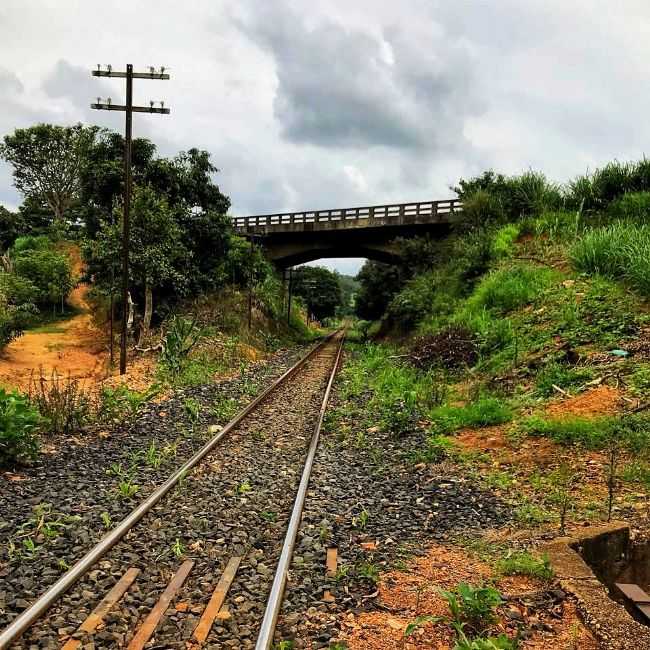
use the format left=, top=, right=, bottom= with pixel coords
left=143, top=281, right=153, bottom=335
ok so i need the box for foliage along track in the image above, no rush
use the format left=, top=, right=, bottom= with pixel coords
left=0, top=337, right=343, bottom=649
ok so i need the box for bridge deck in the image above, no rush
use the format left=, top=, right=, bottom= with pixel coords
left=232, top=198, right=462, bottom=232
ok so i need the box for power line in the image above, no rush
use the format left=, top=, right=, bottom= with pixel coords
left=90, top=64, right=170, bottom=375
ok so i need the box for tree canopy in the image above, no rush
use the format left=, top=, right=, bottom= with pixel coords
left=291, top=266, right=342, bottom=321
left=1, top=124, right=98, bottom=224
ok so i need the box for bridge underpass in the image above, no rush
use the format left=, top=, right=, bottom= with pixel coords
left=232, top=198, right=463, bottom=268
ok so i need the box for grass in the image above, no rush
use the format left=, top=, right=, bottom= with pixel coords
left=571, top=222, right=650, bottom=297
left=428, top=397, right=512, bottom=435
left=466, top=265, right=556, bottom=315
left=496, top=550, right=553, bottom=580
left=520, top=415, right=613, bottom=449
left=534, top=362, right=593, bottom=397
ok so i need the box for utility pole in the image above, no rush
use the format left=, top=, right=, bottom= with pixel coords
left=287, top=267, right=293, bottom=326
left=90, top=64, right=170, bottom=374
left=247, top=235, right=257, bottom=331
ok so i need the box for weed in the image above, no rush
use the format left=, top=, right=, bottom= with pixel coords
left=356, top=560, right=380, bottom=584
left=237, top=481, right=252, bottom=495
left=520, top=415, right=613, bottom=449
left=183, top=398, right=201, bottom=433
left=116, top=478, right=139, bottom=500
left=144, top=440, right=164, bottom=469
left=404, top=614, right=442, bottom=637
left=57, top=558, right=70, bottom=572
left=352, top=509, right=369, bottom=529
left=98, top=383, right=159, bottom=422
left=275, top=642, right=294, bottom=650
left=160, top=315, right=203, bottom=374
left=260, top=511, right=277, bottom=522
left=514, top=501, right=553, bottom=526
left=440, top=583, right=502, bottom=634
left=171, top=538, right=185, bottom=559
left=410, top=434, right=457, bottom=464
left=453, top=630, right=519, bottom=650
left=335, top=564, right=350, bottom=581
left=100, top=511, right=112, bottom=529
left=28, top=369, right=90, bottom=436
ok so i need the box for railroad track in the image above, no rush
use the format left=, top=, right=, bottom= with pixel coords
left=0, top=332, right=345, bottom=649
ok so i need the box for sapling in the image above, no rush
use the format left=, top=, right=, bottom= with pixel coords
left=547, top=464, right=577, bottom=535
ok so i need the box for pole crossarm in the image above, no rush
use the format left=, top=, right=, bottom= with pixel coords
left=92, top=70, right=170, bottom=80
left=91, top=103, right=170, bottom=114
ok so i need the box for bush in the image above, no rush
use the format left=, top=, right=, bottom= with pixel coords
left=13, top=248, right=74, bottom=310
left=0, top=388, right=40, bottom=466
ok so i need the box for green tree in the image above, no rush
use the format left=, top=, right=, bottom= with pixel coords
left=87, top=186, right=189, bottom=333
left=1, top=124, right=98, bottom=225
left=292, top=266, right=342, bottom=321
left=12, top=248, right=74, bottom=313
left=355, top=261, right=403, bottom=320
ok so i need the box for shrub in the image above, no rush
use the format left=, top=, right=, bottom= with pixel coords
left=467, top=265, right=555, bottom=315
left=13, top=248, right=74, bottom=311
left=0, top=388, right=40, bottom=466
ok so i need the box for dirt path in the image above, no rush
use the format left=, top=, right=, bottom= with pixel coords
left=0, top=254, right=108, bottom=392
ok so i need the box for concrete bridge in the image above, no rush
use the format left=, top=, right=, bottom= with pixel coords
left=232, top=198, right=463, bottom=268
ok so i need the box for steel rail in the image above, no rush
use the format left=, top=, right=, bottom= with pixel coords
left=0, top=333, right=339, bottom=649
left=255, top=332, right=345, bottom=650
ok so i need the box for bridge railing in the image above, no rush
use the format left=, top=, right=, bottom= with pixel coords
left=232, top=198, right=463, bottom=229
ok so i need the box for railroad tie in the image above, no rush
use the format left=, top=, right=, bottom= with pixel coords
left=127, top=560, right=194, bottom=650
left=192, top=556, right=242, bottom=645
left=61, top=567, right=140, bottom=650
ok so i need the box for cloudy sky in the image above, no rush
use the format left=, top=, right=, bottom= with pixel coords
left=1, top=0, right=649, bottom=274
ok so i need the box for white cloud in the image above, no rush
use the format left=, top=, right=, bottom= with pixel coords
left=0, top=0, right=649, bottom=271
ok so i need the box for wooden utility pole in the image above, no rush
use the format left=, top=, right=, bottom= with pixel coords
left=90, top=64, right=170, bottom=374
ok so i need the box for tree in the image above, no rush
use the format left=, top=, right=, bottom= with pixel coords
left=355, top=261, right=403, bottom=320
left=0, top=206, right=27, bottom=251
left=292, top=266, right=342, bottom=321
left=1, top=124, right=98, bottom=225
left=87, top=186, right=189, bottom=333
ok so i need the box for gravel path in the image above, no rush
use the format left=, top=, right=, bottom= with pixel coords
left=1, top=339, right=338, bottom=649
left=274, top=349, right=511, bottom=648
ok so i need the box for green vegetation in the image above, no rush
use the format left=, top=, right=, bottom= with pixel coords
left=0, top=388, right=41, bottom=467
left=496, top=550, right=553, bottom=580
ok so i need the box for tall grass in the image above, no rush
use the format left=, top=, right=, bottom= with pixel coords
left=571, top=223, right=650, bottom=296
left=466, top=265, right=556, bottom=314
